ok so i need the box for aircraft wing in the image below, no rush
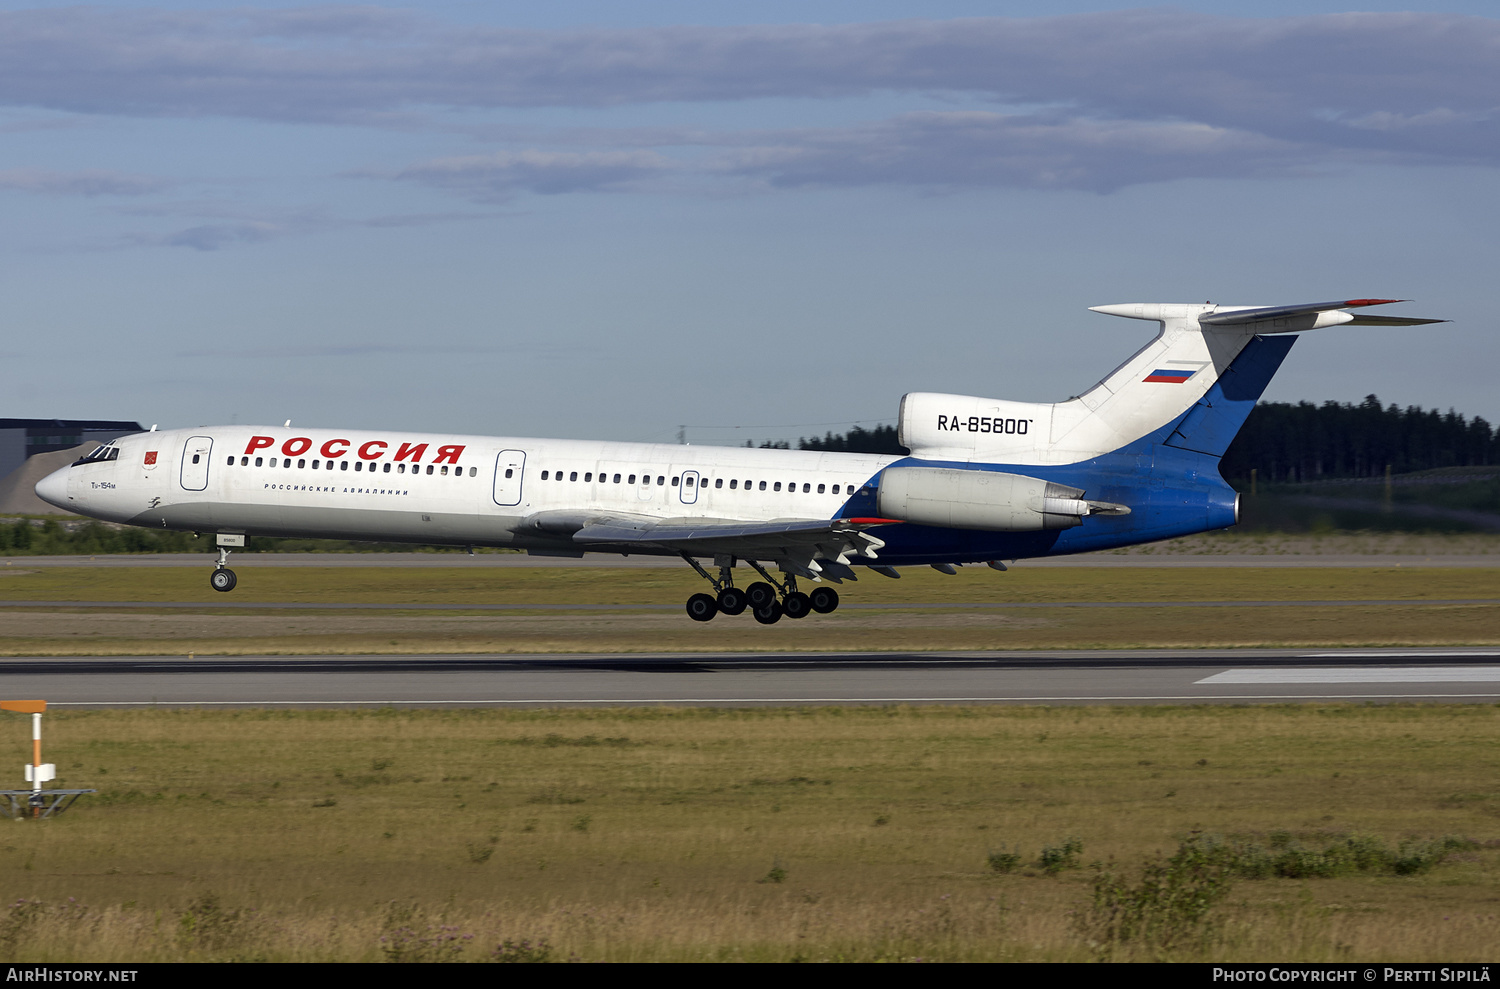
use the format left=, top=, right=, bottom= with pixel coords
left=515, top=510, right=899, bottom=580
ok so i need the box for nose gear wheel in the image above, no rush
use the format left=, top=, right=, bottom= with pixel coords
left=210, top=546, right=238, bottom=593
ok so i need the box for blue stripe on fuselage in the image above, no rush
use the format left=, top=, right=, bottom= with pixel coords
left=842, top=335, right=1297, bottom=565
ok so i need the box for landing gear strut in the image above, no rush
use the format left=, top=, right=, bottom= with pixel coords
left=746, top=560, right=807, bottom=620
left=210, top=546, right=237, bottom=593
left=680, top=555, right=841, bottom=623
left=682, top=555, right=741, bottom=622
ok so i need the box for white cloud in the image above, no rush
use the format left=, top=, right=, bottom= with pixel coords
left=5, top=9, right=1495, bottom=199
left=0, top=168, right=170, bottom=197
left=394, top=149, right=676, bottom=200
left=714, top=112, right=1316, bottom=193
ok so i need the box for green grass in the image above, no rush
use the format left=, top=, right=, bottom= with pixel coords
left=1, top=705, right=1496, bottom=962
left=1, top=562, right=1498, bottom=605
left=0, top=565, right=1496, bottom=654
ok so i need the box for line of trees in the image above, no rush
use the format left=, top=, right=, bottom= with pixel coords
left=797, top=424, right=906, bottom=455
left=747, top=424, right=907, bottom=454
left=1220, top=396, right=1499, bottom=483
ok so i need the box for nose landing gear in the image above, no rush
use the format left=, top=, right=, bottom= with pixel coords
left=210, top=546, right=237, bottom=593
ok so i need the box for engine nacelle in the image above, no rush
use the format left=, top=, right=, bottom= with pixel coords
left=877, top=466, right=1097, bottom=532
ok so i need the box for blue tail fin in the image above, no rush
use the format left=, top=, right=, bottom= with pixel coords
left=1156, top=334, right=1296, bottom=458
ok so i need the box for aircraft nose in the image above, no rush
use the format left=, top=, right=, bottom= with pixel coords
left=34, top=467, right=72, bottom=510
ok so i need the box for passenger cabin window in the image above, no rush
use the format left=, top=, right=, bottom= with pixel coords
left=715, top=478, right=723, bottom=488
left=817, top=483, right=825, bottom=493
left=773, top=482, right=780, bottom=492
left=299, top=459, right=306, bottom=469
left=541, top=470, right=549, bottom=480
left=241, top=457, right=249, bottom=466
left=584, top=472, right=592, bottom=482
left=470, top=467, right=477, bottom=477
left=426, top=465, right=434, bottom=475
left=832, top=484, right=840, bottom=494
left=758, top=481, right=766, bottom=491
left=340, top=461, right=348, bottom=471
left=441, top=466, right=449, bottom=475
left=671, top=476, right=679, bottom=486
left=570, top=471, right=577, bottom=482
left=657, top=475, right=665, bottom=485
left=729, top=479, right=737, bottom=489
left=803, top=483, right=810, bottom=493
left=383, top=463, right=391, bottom=473
left=613, top=473, right=621, bottom=483
left=254, top=457, right=263, bottom=466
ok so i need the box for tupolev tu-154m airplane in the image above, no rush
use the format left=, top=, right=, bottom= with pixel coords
left=36, top=298, right=1442, bottom=623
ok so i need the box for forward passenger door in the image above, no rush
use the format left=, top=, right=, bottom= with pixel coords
left=179, top=436, right=213, bottom=491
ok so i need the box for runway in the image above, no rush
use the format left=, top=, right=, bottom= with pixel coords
left=8, top=648, right=1500, bottom=708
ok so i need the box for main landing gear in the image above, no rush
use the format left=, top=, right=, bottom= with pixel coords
left=210, top=547, right=237, bottom=593
left=681, top=555, right=840, bottom=624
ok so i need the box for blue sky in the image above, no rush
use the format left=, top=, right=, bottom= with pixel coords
left=2, top=2, right=1495, bottom=445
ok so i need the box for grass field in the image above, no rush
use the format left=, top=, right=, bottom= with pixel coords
left=0, top=564, right=1496, bottom=654
left=0, top=705, right=1495, bottom=962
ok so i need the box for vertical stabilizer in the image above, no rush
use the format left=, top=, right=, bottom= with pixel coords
left=898, top=299, right=1434, bottom=467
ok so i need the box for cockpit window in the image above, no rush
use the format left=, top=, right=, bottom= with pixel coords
left=73, top=445, right=120, bottom=466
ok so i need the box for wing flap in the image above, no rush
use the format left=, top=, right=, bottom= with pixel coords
left=557, top=513, right=898, bottom=574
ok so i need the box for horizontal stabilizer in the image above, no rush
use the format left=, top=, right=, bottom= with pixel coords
left=1198, top=299, right=1404, bottom=325
left=1342, top=314, right=1448, bottom=327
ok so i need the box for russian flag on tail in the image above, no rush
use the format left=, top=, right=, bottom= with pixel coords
left=1143, top=368, right=1195, bottom=383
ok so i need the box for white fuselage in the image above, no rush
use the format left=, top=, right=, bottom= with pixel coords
left=42, top=425, right=894, bottom=552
